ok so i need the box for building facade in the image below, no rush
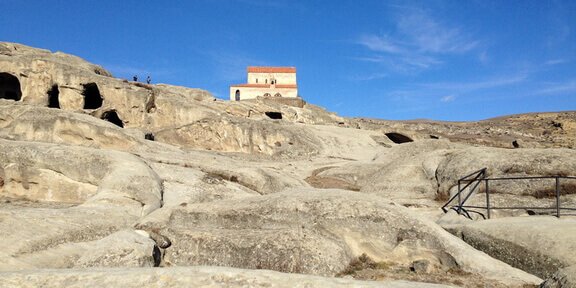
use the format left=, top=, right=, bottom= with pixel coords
left=229, top=66, right=298, bottom=101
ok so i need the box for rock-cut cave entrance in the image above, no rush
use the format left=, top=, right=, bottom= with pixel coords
left=385, top=132, right=413, bottom=144
left=265, top=111, right=283, bottom=120
left=82, top=83, right=103, bottom=109
left=47, top=85, right=60, bottom=108
left=101, top=110, right=124, bottom=128
left=0, top=73, right=22, bottom=101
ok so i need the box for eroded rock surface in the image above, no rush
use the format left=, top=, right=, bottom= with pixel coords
left=2, top=41, right=575, bottom=287
left=447, top=216, right=576, bottom=279
left=0, top=266, right=456, bottom=288
left=136, top=189, right=540, bottom=286
left=540, top=265, right=576, bottom=288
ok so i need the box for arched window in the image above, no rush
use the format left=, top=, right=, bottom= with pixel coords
left=235, top=90, right=240, bottom=101
left=256, top=79, right=258, bottom=83
left=263, top=93, right=272, bottom=97
left=274, top=93, right=282, bottom=98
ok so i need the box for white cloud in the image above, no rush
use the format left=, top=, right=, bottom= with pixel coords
left=382, top=74, right=528, bottom=107
left=419, top=75, right=527, bottom=91
left=354, top=55, right=388, bottom=63
left=534, top=80, right=576, bottom=95
left=440, top=95, right=456, bottom=102
left=400, top=55, right=442, bottom=69
left=397, top=10, right=478, bottom=54
left=355, top=54, right=442, bottom=72
left=357, top=35, right=403, bottom=54
left=355, top=8, right=479, bottom=74
left=545, top=59, right=568, bottom=65
left=349, top=72, right=388, bottom=81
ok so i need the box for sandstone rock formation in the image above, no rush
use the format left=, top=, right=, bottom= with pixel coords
left=2, top=42, right=575, bottom=287
left=445, top=216, right=576, bottom=279
left=353, top=111, right=576, bottom=149
left=0, top=139, right=162, bottom=215
left=0, top=266, right=456, bottom=288
left=540, top=265, right=576, bottom=288
left=136, top=189, right=540, bottom=285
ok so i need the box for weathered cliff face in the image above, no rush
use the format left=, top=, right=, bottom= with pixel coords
left=155, top=116, right=322, bottom=158
left=447, top=217, right=576, bottom=279
left=353, top=111, right=576, bottom=149
left=0, top=42, right=219, bottom=130
left=0, top=139, right=162, bottom=215
left=436, top=147, right=576, bottom=197
left=1, top=41, right=575, bottom=287
left=0, top=102, right=140, bottom=150
left=136, top=188, right=541, bottom=285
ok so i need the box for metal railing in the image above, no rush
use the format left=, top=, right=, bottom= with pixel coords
left=442, top=167, right=576, bottom=219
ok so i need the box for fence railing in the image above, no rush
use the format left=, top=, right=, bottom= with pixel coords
left=442, top=168, right=576, bottom=219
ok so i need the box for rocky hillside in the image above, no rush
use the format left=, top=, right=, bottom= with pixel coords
left=0, top=42, right=575, bottom=287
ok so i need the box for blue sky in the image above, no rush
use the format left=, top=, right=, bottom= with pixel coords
left=1, top=0, right=575, bottom=121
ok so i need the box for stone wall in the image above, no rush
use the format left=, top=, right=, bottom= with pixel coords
left=248, top=72, right=296, bottom=85
left=229, top=86, right=298, bottom=101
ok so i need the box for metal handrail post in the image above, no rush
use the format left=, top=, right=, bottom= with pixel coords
left=459, top=179, right=483, bottom=211
left=556, top=177, right=561, bottom=218
left=485, top=179, right=491, bottom=219
left=457, top=180, right=462, bottom=214
left=459, top=168, right=487, bottom=181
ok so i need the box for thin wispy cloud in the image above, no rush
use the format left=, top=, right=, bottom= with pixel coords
left=545, top=59, right=568, bottom=65
left=397, top=9, right=478, bottom=54
left=419, top=74, right=528, bottom=91
left=534, top=80, right=576, bottom=95
left=357, top=35, right=403, bottom=54
left=354, top=54, right=441, bottom=71
left=354, top=55, right=388, bottom=63
left=355, top=6, right=479, bottom=74
left=400, top=55, right=442, bottom=69
left=440, top=95, right=456, bottom=102
left=383, top=74, right=527, bottom=109
left=349, top=72, right=388, bottom=81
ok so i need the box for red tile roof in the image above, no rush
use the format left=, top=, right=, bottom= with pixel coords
left=247, top=66, right=296, bottom=73
left=231, top=83, right=298, bottom=88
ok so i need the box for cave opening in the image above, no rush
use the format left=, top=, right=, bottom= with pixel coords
left=82, top=83, right=103, bottom=109
left=47, top=85, right=60, bottom=108
left=0, top=72, right=22, bottom=101
left=145, top=133, right=155, bottom=141
left=265, top=111, right=283, bottom=120
left=385, top=132, right=413, bottom=144
left=101, top=110, right=124, bottom=128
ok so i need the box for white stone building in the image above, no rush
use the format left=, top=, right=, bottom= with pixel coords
left=230, top=66, right=298, bottom=101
